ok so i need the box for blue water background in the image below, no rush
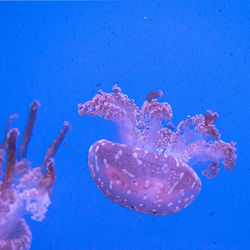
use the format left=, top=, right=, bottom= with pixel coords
left=0, top=1, right=249, bottom=249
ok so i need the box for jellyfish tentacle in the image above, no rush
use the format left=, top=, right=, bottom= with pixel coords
left=41, top=121, right=70, bottom=170
left=1, top=129, right=19, bottom=193
left=17, top=100, right=40, bottom=161
left=0, top=115, right=18, bottom=177
left=38, top=158, right=55, bottom=194
left=146, top=90, right=163, bottom=103
left=0, top=114, right=18, bottom=150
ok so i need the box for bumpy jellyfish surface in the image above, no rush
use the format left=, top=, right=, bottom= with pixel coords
left=78, top=85, right=236, bottom=215
left=0, top=101, right=70, bottom=249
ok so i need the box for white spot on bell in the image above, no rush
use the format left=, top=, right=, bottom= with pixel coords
left=179, top=172, right=184, bottom=180
left=167, top=181, right=179, bottom=194
left=95, top=155, right=99, bottom=171
left=133, top=152, right=138, bottom=158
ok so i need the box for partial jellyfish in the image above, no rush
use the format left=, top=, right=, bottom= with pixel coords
left=0, top=100, right=70, bottom=249
left=78, top=85, right=236, bottom=215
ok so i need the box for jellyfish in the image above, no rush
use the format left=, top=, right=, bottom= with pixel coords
left=0, top=100, right=70, bottom=249
left=78, top=85, right=236, bottom=215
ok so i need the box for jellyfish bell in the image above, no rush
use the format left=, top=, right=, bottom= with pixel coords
left=88, top=139, right=201, bottom=215
left=0, top=217, right=32, bottom=250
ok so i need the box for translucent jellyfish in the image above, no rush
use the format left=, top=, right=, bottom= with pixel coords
left=0, top=100, right=70, bottom=249
left=78, top=85, right=236, bottom=215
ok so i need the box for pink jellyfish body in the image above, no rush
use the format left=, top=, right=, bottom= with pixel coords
left=0, top=101, right=70, bottom=249
left=78, top=85, right=236, bottom=215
